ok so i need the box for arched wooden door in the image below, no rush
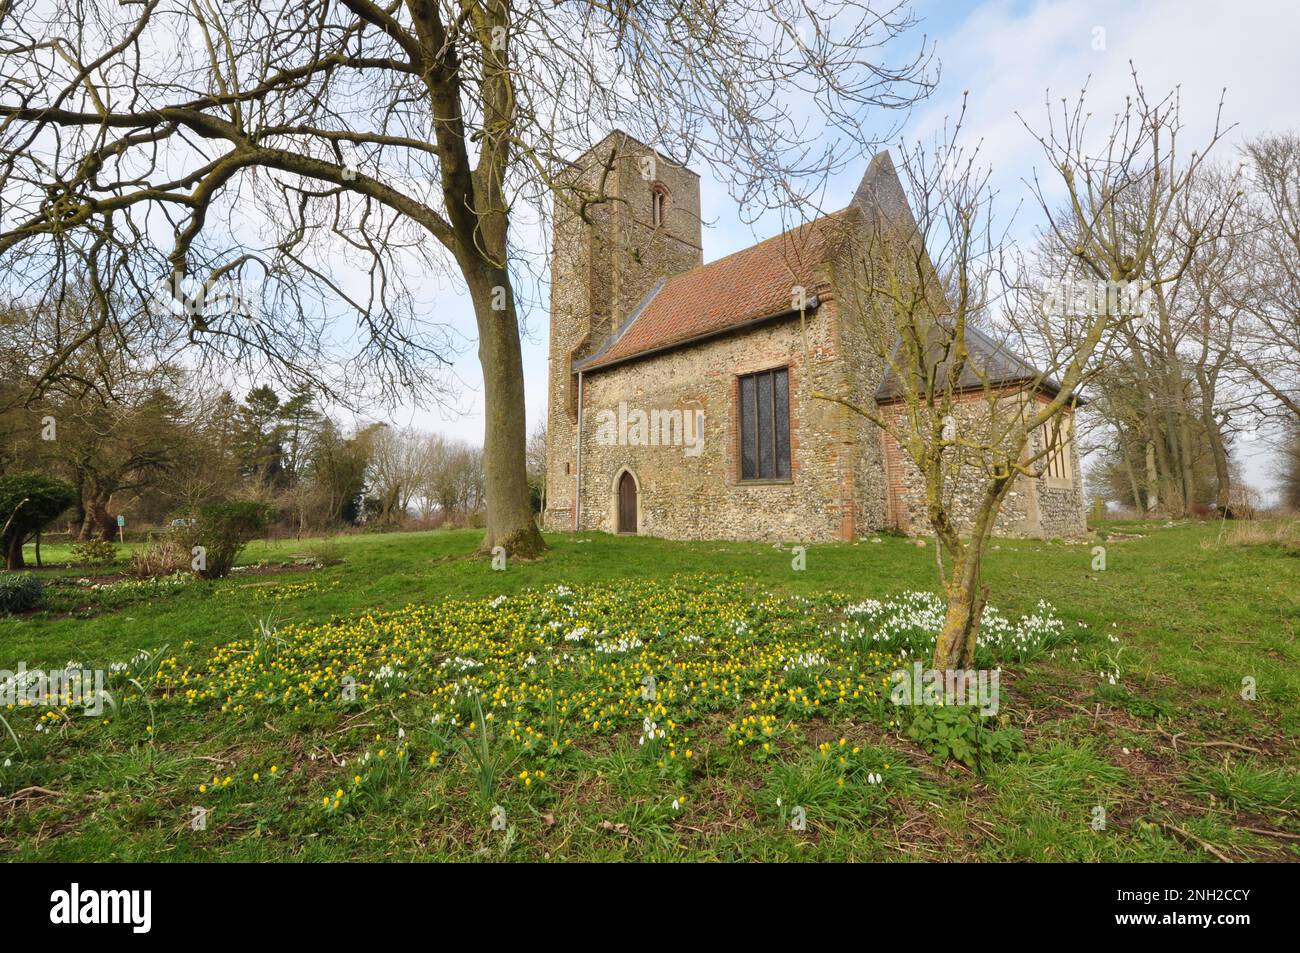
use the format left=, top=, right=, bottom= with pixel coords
left=617, top=471, right=638, bottom=534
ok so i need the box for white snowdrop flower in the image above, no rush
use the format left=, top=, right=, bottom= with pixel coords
left=671, top=799, right=680, bottom=811
left=595, top=635, right=643, bottom=655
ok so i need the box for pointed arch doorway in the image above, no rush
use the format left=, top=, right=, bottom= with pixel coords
left=616, top=470, right=638, bottom=534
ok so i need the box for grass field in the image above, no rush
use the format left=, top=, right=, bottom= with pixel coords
left=1, top=521, right=1297, bottom=861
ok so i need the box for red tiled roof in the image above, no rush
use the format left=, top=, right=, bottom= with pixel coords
left=577, top=210, right=855, bottom=372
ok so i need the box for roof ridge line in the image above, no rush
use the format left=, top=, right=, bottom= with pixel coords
left=679, top=208, right=850, bottom=276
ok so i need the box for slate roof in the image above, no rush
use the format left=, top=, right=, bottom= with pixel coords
left=874, top=322, right=1067, bottom=402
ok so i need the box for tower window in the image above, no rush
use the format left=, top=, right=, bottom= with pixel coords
left=651, top=184, right=668, bottom=227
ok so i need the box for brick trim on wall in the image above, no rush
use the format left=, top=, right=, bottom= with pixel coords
left=881, top=428, right=908, bottom=534
left=728, top=361, right=801, bottom=486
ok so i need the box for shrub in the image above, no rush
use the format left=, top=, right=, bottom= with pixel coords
left=0, top=473, right=78, bottom=570
left=69, top=538, right=118, bottom=568
left=1223, top=520, right=1300, bottom=550
left=179, top=501, right=271, bottom=579
left=0, top=572, right=43, bottom=613
left=130, top=535, right=192, bottom=577
left=305, top=538, right=345, bottom=566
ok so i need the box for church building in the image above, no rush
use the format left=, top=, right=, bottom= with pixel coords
left=544, top=132, right=1086, bottom=542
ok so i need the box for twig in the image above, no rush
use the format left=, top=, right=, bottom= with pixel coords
left=0, top=785, right=62, bottom=806
left=1240, top=826, right=1300, bottom=842
left=1159, top=821, right=1233, bottom=862
left=1191, top=740, right=1265, bottom=755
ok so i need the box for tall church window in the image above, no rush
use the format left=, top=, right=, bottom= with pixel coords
left=651, top=184, right=668, bottom=227
left=739, top=367, right=791, bottom=480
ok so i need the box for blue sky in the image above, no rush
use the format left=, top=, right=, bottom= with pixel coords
left=382, top=0, right=1300, bottom=495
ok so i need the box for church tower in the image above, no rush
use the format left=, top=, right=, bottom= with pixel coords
left=544, top=132, right=702, bottom=531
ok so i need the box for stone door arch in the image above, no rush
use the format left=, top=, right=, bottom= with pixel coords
left=614, top=468, right=640, bottom=534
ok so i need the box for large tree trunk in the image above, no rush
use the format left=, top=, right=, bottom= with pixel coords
left=1120, top=327, right=1173, bottom=515
left=6, top=533, right=25, bottom=570
left=1197, top=368, right=1233, bottom=515
left=1120, top=441, right=1146, bottom=516
left=929, top=470, right=1016, bottom=671
left=1144, top=442, right=1161, bottom=513
left=1208, top=426, right=1232, bottom=514
left=1161, top=318, right=1196, bottom=516
left=1175, top=410, right=1197, bottom=514
left=471, top=271, right=545, bottom=558
left=80, top=493, right=115, bottom=542
left=933, top=577, right=989, bottom=672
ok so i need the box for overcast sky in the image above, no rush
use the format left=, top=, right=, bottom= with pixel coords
left=378, top=0, right=1299, bottom=498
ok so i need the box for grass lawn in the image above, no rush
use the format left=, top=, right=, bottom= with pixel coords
left=1, top=521, right=1297, bottom=861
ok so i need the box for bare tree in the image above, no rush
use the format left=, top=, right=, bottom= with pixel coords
left=1236, top=134, right=1300, bottom=423
left=0, top=0, right=934, bottom=556
left=367, top=423, right=425, bottom=524
left=810, top=77, right=1227, bottom=671
left=525, top=418, right=545, bottom=515
left=1280, top=418, right=1300, bottom=512
left=1035, top=162, right=1249, bottom=516
left=422, top=438, right=483, bottom=521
